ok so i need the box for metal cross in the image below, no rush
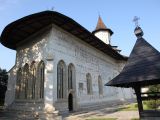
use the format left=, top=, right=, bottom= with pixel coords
left=51, top=7, right=54, bottom=11
left=133, top=16, right=140, bottom=27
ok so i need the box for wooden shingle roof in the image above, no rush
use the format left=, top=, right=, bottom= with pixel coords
left=0, top=11, right=126, bottom=61
left=106, top=37, right=160, bottom=88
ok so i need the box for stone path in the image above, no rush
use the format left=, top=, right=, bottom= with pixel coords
left=0, top=105, right=139, bottom=120
left=63, top=109, right=139, bottom=120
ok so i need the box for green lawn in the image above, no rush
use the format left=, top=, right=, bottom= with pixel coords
left=86, top=118, right=117, bottom=120
left=117, top=102, right=160, bottom=111
left=131, top=118, right=139, bottom=120
left=118, top=103, right=138, bottom=111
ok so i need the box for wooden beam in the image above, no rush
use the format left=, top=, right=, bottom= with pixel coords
left=133, top=86, right=143, bottom=118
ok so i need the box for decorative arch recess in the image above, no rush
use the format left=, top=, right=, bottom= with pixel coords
left=86, top=73, right=93, bottom=94
left=68, top=63, right=76, bottom=91
left=98, top=75, right=103, bottom=95
left=15, top=60, right=45, bottom=100
left=57, top=60, right=67, bottom=99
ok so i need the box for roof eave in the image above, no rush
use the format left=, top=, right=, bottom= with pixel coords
left=0, top=10, right=126, bottom=61
left=92, top=28, right=113, bottom=35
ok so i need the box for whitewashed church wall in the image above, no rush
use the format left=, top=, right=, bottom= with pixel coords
left=5, top=66, right=17, bottom=106
left=47, top=24, right=134, bottom=107
left=8, top=24, right=134, bottom=110
left=5, top=27, right=56, bottom=112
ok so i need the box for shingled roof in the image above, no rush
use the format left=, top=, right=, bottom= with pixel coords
left=106, top=35, right=160, bottom=88
left=0, top=11, right=126, bottom=61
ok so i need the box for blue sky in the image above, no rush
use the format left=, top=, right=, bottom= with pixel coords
left=0, top=0, right=160, bottom=71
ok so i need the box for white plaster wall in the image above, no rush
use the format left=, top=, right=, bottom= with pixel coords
left=47, top=24, right=134, bottom=108
left=7, top=24, right=134, bottom=111
left=5, top=66, right=17, bottom=106
left=95, top=31, right=110, bottom=44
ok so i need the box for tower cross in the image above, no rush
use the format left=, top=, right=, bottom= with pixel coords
left=51, top=7, right=54, bottom=11
left=133, top=16, right=140, bottom=27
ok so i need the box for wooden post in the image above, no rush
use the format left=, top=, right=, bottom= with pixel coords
left=134, top=86, right=143, bottom=118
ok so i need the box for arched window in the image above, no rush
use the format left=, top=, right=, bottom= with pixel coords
left=37, top=61, right=45, bottom=99
left=86, top=73, right=92, bottom=94
left=16, top=68, right=22, bottom=99
left=98, top=75, right=103, bottom=95
left=57, top=60, right=66, bottom=99
left=68, top=63, right=75, bottom=90
left=30, top=62, right=36, bottom=99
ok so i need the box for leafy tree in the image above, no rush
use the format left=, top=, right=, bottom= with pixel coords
left=0, top=68, right=8, bottom=105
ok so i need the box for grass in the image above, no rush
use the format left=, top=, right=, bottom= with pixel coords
left=86, top=118, right=117, bottom=120
left=117, top=102, right=160, bottom=111
left=131, top=118, right=139, bottom=120
left=118, top=102, right=152, bottom=111
left=143, top=100, right=160, bottom=110
left=118, top=103, right=138, bottom=111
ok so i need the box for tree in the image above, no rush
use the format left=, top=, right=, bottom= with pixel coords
left=0, top=68, right=8, bottom=105
left=144, top=85, right=160, bottom=110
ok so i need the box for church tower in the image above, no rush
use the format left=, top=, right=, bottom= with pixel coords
left=92, top=16, right=113, bottom=44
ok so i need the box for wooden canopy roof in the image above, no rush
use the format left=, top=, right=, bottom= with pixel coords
left=106, top=37, right=160, bottom=88
left=0, top=11, right=126, bottom=61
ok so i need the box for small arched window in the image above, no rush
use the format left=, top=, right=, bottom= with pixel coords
left=86, top=73, right=92, bottom=94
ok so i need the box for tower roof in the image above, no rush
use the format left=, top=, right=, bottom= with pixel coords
left=92, top=16, right=113, bottom=35
left=95, top=16, right=107, bottom=30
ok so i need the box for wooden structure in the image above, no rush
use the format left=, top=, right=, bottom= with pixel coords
left=106, top=26, right=160, bottom=119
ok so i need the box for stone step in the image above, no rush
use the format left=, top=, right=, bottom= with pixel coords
left=8, top=101, right=44, bottom=109
left=6, top=101, right=60, bottom=118
left=1, top=110, right=62, bottom=120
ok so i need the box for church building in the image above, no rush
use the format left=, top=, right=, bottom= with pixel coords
left=0, top=11, right=134, bottom=113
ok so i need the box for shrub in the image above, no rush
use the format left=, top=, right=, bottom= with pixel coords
left=145, top=100, right=157, bottom=109
left=144, top=85, right=160, bottom=110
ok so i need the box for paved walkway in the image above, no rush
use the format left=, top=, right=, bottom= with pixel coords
left=0, top=105, right=139, bottom=120
left=63, top=108, right=139, bottom=120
